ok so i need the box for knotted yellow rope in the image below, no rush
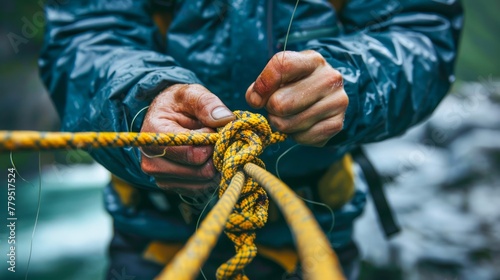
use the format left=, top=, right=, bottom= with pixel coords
left=213, top=111, right=286, bottom=279
left=0, top=130, right=218, bottom=151
left=0, top=111, right=286, bottom=279
left=0, top=111, right=345, bottom=280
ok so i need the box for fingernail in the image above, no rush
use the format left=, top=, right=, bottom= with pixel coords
left=211, top=107, right=233, bottom=120
left=250, top=91, right=262, bottom=107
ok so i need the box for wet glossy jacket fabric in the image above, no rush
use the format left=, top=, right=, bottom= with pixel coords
left=39, top=0, right=463, bottom=248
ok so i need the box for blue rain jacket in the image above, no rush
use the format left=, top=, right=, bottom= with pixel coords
left=39, top=0, right=462, bottom=249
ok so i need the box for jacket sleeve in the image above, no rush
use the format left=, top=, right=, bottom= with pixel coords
left=39, top=0, right=200, bottom=188
left=305, top=0, right=463, bottom=147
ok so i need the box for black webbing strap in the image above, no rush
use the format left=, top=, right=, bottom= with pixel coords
left=351, top=146, right=400, bottom=238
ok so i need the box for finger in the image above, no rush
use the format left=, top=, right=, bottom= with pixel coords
left=291, top=114, right=345, bottom=147
left=268, top=89, right=347, bottom=134
left=155, top=177, right=220, bottom=196
left=142, top=145, right=214, bottom=166
left=177, top=84, right=235, bottom=128
left=265, top=67, right=343, bottom=117
left=246, top=50, right=324, bottom=108
left=152, top=164, right=219, bottom=194
left=142, top=127, right=214, bottom=166
left=141, top=156, right=216, bottom=181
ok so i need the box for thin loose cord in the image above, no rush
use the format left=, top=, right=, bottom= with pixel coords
left=9, top=152, right=42, bottom=279
left=195, top=187, right=219, bottom=280
left=139, top=146, right=168, bottom=158
left=275, top=145, right=336, bottom=236
left=10, top=152, right=31, bottom=185
left=195, top=188, right=220, bottom=232
left=130, top=106, right=150, bottom=132
left=134, top=105, right=219, bottom=279
left=297, top=195, right=335, bottom=236
left=9, top=152, right=43, bottom=280
left=276, top=0, right=338, bottom=232
left=131, top=106, right=182, bottom=159
left=243, top=163, right=344, bottom=280
left=282, top=0, right=300, bottom=57
left=25, top=153, right=41, bottom=280
left=275, top=144, right=299, bottom=180
left=130, top=106, right=151, bottom=162
left=278, top=0, right=338, bottom=236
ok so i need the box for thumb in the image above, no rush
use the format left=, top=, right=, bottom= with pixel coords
left=181, top=84, right=235, bottom=128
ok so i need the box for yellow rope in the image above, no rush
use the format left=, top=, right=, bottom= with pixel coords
left=0, top=111, right=345, bottom=280
left=244, top=163, right=344, bottom=280
left=0, top=130, right=218, bottom=151
left=157, top=171, right=246, bottom=280
left=213, top=111, right=286, bottom=279
left=157, top=164, right=344, bottom=280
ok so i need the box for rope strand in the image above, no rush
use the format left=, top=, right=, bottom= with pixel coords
left=0, top=111, right=345, bottom=280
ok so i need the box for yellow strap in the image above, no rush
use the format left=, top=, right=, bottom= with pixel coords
left=111, top=175, right=140, bottom=206
left=143, top=241, right=298, bottom=274
left=317, top=154, right=356, bottom=210
left=257, top=245, right=298, bottom=273
left=143, top=242, right=184, bottom=265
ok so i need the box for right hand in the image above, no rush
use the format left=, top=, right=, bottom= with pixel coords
left=140, top=84, right=235, bottom=196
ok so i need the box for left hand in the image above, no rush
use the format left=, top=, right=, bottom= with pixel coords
left=246, top=50, right=348, bottom=147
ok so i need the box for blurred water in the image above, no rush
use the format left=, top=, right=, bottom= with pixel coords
left=0, top=163, right=111, bottom=280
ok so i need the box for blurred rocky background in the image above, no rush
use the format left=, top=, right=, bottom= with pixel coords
left=0, top=0, right=499, bottom=280
left=352, top=2, right=500, bottom=279
left=357, top=81, right=500, bottom=280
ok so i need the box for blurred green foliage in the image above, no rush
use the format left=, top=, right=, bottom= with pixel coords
left=0, top=1, right=45, bottom=58
left=1, top=0, right=498, bottom=78
left=454, top=0, right=500, bottom=80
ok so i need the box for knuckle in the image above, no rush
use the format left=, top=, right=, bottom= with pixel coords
left=185, top=84, right=221, bottom=114
left=271, top=52, right=288, bottom=73
left=309, top=50, right=325, bottom=65
left=271, top=51, right=297, bottom=79
left=188, top=147, right=211, bottom=165
left=295, top=118, right=342, bottom=146
left=333, top=120, right=344, bottom=132
left=160, top=84, right=184, bottom=97
left=324, top=70, right=343, bottom=89
left=186, top=83, right=205, bottom=92
left=171, top=84, right=190, bottom=99
left=185, top=84, right=204, bottom=102
left=327, top=118, right=344, bottom=134
left=301, top=50, right=325, bottom=68
left=339, top=92, right=349, bottom=109
left=185, top=147, right=196, bottom=164
left=199, top=162, right=216, bottom=179
left=270, top=117, right=287, bottom=132
left=195, top=94, right=212, bottom=114
left=310, top=135, right=330, bottom=147
left=314, top=134, right=329, bottom=147
left=267, top=95, right=288, bottom=116
left=254, top=75, right=270, bottom=95
left=292, top=133, right=317, bottom=147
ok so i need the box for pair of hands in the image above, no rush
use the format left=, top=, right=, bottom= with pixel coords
left=140, top=50, right=348, bottom=193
